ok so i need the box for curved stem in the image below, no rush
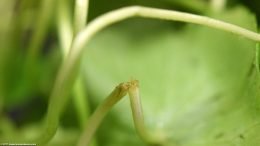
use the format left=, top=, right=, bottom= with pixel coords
left=37, top=6, right=260, bottom=145
left=58, top=0, right=91, bottom=130
left=72, top=0, right=92, bottom=130
left=77, top=83, right=129, bottom=146
left=71, top=6, right=260, bottom=72
left=128, top=81, right=146, bottom=140
left=128, top=80, right=166, bottom=145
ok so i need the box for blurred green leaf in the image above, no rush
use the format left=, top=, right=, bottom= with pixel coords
left=0, top=0, right=60, bottom=107
left=83, top=6, right=260, bottom=146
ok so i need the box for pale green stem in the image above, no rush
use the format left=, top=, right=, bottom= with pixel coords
left=37, top=6, right=260, bottom=145
left=57, top=0, right=97, bottom=143
left=72, top=0, right=91, bottom=130
left=57, top=0, right=73, bottom=58
left=73, top=78, right=90, bottom=128
left=128, top=81, right=146, bottom=139
left=57, top=0, right=91, bottom=130
left=127, top=80, right=165, bottom=145
left=77, top=83, right=129, bottom=146
left=74, top=0, right=89, bottom=34
left=70, top=6, right=260, bottom=67
left=210, top=0, right=226, bottom=12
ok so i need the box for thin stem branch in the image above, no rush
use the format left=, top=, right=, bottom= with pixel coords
left=73, top=78, right=91, bottom=128
left=38, top=5, right=260, bottom=145
left=72, top=0, right=91, bottom=130
left=74, top=0, right=89, bottom=34
left=70, top=6, right=260, bottom=70
left=77, top=83, right=129, bottom=146
left=57, top=0, right=92, bottom=132
left=128, top=80, right=165, bottom=145
left=210, top=0, right=226, bottom=12
left=57, top=0, right=73, bottom=58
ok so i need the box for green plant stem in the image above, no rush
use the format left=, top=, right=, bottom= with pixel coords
left=128, top=81, right=146, bottom=140
left=210, top=0, right=226, bottom=12
left=57, top=1, right=97, bottom=145
left=57, top=0, right=73, bottom=58
left=77, top=83, right=129, bottom=146
left=71, top=6, right=260, bottom=67
left=127, top=80, right=166, bottom=145
left=57, top=0, right=91, bottom=130
left=72, top=0, right=92, bottom=130
left=37, top=6, right=260, bottom=145
left=74, top=0, right=89, bottom=34
left=73, top=78, right=90, bottom=127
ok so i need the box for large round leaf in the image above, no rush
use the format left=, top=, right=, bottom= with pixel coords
left=83, top=6, right=260, bottom=146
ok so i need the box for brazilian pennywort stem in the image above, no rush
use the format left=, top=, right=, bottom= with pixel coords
left=77, top=83, right=129, bottom=146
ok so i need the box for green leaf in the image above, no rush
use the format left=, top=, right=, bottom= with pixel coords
left=83, top=6, right=260, bottom=146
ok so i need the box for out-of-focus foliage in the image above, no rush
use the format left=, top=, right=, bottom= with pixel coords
left=0, top=0, right=60, bottom=106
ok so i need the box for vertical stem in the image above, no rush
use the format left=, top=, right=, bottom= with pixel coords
left=210, top=0, right=226, bottom=12
left=74, top=0, right=89, bottom=34
left=127, top=80, right=147, bottom=141
left=72, top=0, right=91, bottom=130
left=73, top=78, right=90, bottom=127
left=128, top=80, right=164, bottom=145
left=57, top=0, right=91, bottom=130
left=57, top=0, right=73, bottom=58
